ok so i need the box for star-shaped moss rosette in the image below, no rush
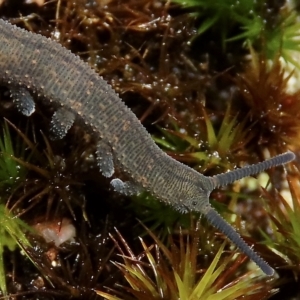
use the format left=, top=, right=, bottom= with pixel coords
left=97, top=222, right=275, bottom=300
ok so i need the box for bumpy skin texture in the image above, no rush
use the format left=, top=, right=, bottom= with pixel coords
left=0, top=19, right=213, bottom=213
left=0, top=19, right=295, bottom=276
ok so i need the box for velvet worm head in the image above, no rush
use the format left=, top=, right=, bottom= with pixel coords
left=185, top=151, right=294, bottom=275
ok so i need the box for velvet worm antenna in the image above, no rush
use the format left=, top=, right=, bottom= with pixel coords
left=193, top=151, right=295, bottom=276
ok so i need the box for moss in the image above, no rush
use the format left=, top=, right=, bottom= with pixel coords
left=0, top=0, right=298, bottom=299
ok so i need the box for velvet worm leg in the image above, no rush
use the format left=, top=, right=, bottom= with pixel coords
left=96, top=141, right=114, bottom=177
left=10, top=86, right=35, bottom=116
left=49, top=108, right=76, bottom=140
left=110, top=178, right=142, bottom=196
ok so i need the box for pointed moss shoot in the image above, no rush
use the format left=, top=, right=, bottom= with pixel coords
left=96, top=225, right=275, bottom=299
left=0, top=204, right=31, bottom=296
left=153, top=103, right=251, bottom=169
left=169, top=0, right=264, bottom=47
left=0, top=121, right=32, bottom=296
left=0, top=121, right=28, bottom=191
left=262, top=173, right=300, bottom=274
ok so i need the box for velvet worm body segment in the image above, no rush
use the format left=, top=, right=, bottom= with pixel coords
left=0, top=19, right=295, bottom=276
